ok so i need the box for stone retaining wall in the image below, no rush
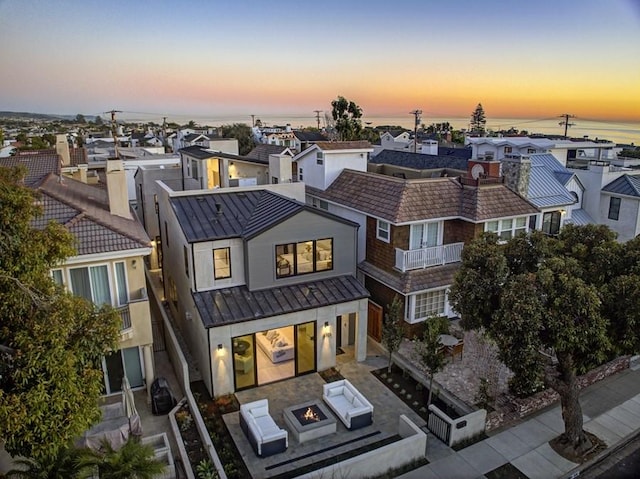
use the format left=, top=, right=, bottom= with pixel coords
left=486, top=356, right=630, bottom=431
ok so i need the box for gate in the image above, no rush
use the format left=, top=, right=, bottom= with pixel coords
left=367, top=300, right=383, bottom=342
left=152, top=319, right=166, bottom=352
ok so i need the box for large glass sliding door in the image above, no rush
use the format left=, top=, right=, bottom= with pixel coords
left=295, top=321, right=316, bottom=376
left=233, top=334, right=256, bottom=390
left=103, top=346, right=144, bottom=394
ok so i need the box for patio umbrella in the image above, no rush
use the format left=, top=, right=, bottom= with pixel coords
left=122, top=375, right=143, bottom=437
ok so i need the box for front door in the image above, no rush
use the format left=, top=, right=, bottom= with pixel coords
left=367, top=301, right=383, bottom=342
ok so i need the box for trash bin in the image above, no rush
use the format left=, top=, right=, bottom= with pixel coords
left=150, top=377, right=177, bottom=415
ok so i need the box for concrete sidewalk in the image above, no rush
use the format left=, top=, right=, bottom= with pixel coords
left=398, top=365, right=640, bottom=479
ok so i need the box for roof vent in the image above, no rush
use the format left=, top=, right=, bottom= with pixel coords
left=215, top=203, right=223, bottom=214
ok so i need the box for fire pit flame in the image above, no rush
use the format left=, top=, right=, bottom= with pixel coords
left=303, top=407, right=320, bottom=422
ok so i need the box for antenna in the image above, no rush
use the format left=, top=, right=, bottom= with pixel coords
left=558, top=113, right=575, bottom=139
left=313, top=110, right=322, bottom=130
left=104, top=109, right=122, bottom=157
left=410, top=110, right=422, bottom=153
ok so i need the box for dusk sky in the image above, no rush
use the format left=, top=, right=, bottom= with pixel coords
left=1, top=0, right=639, bottom=123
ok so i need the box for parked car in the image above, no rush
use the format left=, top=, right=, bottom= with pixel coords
left=151, top=377, right=177, bottom=415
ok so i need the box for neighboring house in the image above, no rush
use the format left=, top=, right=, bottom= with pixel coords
left=0, top=150, right=155, bottom=396
left=369, top=150, right=468, bottom=179
left=179, top=144, right=272, bottom=190
left=245, top=144, right=294, bottom=164
left=155, top=182, right=369, bottom=396
left=466, top=136, right=616, bottom=167
left=293, top=130, right=328, bottom=153
left=307, top=164, right=539, bottom=338
left=600, top=174, right=640, bottom=241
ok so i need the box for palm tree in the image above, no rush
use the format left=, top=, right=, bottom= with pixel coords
left=78, top=438, right=166, bottom=479
left=6, top=447, right=90, bottom=479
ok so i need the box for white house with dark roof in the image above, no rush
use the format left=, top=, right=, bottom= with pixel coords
left=155, top=182, right=369, bottom=396
left=600, top=174, right=640, bottom=241
left=0, top=150, right=155, bottom=396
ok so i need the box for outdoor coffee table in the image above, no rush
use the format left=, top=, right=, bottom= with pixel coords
left=283, top=401, right=337, bottom=443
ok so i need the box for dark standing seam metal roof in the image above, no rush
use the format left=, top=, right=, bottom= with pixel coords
left=371, top=149, right=469, bottom=171
left=602, top=174, right=640, bottom=197
left=171, top=189, right=358, bottom=242
left=193, top=275, right=369, bottom=328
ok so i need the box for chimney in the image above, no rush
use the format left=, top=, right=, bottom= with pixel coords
left=501, top=154, right=531, bottom=197
left=467, top=156, right=501, bottom=179
left=55, top=134, right=71, bottom=166
left=105, top=158, right=131, bottom=219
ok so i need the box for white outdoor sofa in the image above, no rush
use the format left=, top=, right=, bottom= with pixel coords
left=322, top=379, right=374, bottom=430
left=239, top=399, right=288, bottom=457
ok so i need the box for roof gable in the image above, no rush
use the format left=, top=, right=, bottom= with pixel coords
left=603, top=174, right=640, bottom=197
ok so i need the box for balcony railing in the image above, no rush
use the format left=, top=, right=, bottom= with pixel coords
left=116, top=304, right=131, bottom=331
left=395, top=242, right=464, bottom=272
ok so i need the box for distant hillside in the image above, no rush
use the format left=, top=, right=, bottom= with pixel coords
left=0, top=111, right=91, bottom=121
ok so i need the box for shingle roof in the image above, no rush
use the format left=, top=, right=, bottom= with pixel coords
left=69, top=147, right=87, bottom=166
left=438, top=147, right=473, bottom=159
left=245, top=144, right=292, bottom=164
left=193, top=275, right=369, bottom=327
left=1, top=152, right=60, bottom=186
left=315, top=141, right=372, bottom=151
left=310, top=169, right=538, bottom=224
left=371, top=150, right=468, bottom=171
left=359, top=261, right=459, bottom=294
left=602, top=174, right=640, bottom=197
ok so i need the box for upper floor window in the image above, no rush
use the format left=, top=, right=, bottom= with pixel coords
left=316, top=151, right=324, bottom=165
left=377, top=220, right=390, bottom=243
left=299, top=168, right=304, bottom=181
left=213, top=247, right=231, bottom=279
left=527, top=148, right=536, bottom=154
left=542, top=211, right=562, bottom=236
left=486, top=216, right=527, bottom=240
left=504, top=146, right=513, bottom=154
left=311, top=198, right=328, bottom=210
left=410, top=222, right=439, bottom=250
left=68, top=263, right=127, bottom=307
left=275, top=238, right=333, bottom=278
left=51, top=269, right=64, bottom=286
left=191, top=159, right=199, bottom=179
left=608, top=197, right=621, bottom=221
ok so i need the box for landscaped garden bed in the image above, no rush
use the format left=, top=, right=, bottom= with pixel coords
left=174, top=402, right=213, bottom=477
left=372, top=364, right=460, bottom=421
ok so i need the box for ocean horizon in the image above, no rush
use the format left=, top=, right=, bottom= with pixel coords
left=122, top=112, right=640, bottom=146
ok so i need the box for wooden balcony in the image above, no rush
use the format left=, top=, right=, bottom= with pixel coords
left=395, top=242, right=464, bottom=272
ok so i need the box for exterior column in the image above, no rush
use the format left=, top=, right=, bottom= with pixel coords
left=355, top=299, right=368, bottom=362
left=143, top=344, right=155, bottom=398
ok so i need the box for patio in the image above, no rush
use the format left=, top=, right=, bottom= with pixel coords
left=225, top=345, right=427, bottom=479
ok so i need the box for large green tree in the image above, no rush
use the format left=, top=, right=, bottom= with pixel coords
left=470, top=103, right=486, bottom=135
left=331, top=95, right=363, bottom=141
left=0, top=166, right=121, bottom=463
left=219, top=123, right=255, bottom=155
left=449, top=225, right=639, bottom=457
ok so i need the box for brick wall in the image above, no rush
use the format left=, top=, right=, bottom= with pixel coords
left=443, top=220, right=482, bottom=244
left=365, top=276, right=404, bottom=320
left=366, top=216, right=409, bottom=272
left=485, top=356, right=630, bottom=431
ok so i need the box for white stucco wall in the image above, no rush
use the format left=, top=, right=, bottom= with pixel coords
left=599, top=193, right=640, bottom=242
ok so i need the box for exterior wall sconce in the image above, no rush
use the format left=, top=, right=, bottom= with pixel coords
left=323, top=321, right=332, bottom=339
left=217, top=343, right=224, bottom=356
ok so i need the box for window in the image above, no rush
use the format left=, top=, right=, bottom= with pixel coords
left=410, top=222, right=439, bottom=249
left=414, top=289, right=446, bottom=321
left=542, top=211, right=562, bottom=236
left=69, top=265, right=112, bottom=305
left=608, top=197, right=621, bottom=221
left=183, top=246, right=189, bottom=277
left=316, top=151, right=324, bottom=165
left=485, top=216, right=528, bottom=240
left=299, top=168, right=303, bottom=181
left=51, top=269, right=63, bottom=286
left=504, top=146, right=513, bottom=153
left=377, top=220, right=390, bottom=242
left=213, top=247, right=231, bottom=279
left=192, top=159, right=199, bottom=179
left=527, top=148, right=536, bottom=154
left=311, top=198, right=328, bottom=210
left=114, top=262, right=128, bottom=306
left=275, top=238, right=333, bottom=278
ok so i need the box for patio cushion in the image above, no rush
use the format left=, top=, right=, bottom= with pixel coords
left=344, top=388, right=354, bottom=403
left=251, top=406, right=268, bottom=418
left=352, top=397, right=363, bottom=408
left=327, top=386, right=343, bottom=397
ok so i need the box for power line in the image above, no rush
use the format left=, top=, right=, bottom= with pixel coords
left=559, top=113, right=576, bottom=139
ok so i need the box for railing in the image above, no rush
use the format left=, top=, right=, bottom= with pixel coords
left=116, top=305, right=131, bottom=330
left=395, top=242, right=464, bottom=272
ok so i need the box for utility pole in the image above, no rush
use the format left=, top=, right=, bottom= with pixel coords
left=559, top=113, right=575, bottom=139
left=250, top=114, right=255, bottom=127
left=313, top=110, right=322, bottom=130
left=104, top=109, right=122, bottom=157
left=410, top=109, right=422, bottom=153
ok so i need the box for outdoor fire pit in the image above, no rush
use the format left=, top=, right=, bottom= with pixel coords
left=283, top=401, right=336, bottom=443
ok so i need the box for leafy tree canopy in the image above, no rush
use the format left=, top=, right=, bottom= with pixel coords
left=331, top=95, right=363, bottom=141
left=449, top=225, right=639, bottom=455
left=75, top=114, right=86, bottom=124
left=0, top=166, right=121, bottom=462
left=219, top=123, right=255, bottom=155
